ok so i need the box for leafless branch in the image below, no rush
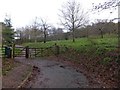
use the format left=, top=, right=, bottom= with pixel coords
left=59, top=0, right=89, bottom=42
left=92, top=0, right=119, bottom=12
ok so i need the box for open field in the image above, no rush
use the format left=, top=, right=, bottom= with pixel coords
left=23, top=35, right=118, bottom=52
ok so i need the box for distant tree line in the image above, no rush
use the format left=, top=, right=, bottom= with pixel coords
left=74, top=20, right=118, bottom=38
left=15, top=19, right=118, bottom=44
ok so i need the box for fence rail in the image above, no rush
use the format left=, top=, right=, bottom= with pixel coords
left=16, top=45, right=70, bottom=58
left=14, top=47, right=26, bottom=57
left=0, top=47, right=5, bottom=58
left=28, top=46, right=60, bottom=58
left=1, top=44, right=119, bottom=59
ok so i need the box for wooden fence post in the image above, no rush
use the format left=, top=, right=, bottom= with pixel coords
left=12, top=44, right=15, bottom=59
left=25, top=46, right=29, bottom=58
left=54, top=43, right=60, bottom=56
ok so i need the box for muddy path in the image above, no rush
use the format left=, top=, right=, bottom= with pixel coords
left=15, top=57, right=90, bottom=88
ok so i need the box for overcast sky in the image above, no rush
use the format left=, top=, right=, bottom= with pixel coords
left=0, top=0, right=118, bottom=29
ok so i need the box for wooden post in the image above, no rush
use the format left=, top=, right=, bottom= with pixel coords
left=12, top=44, right=15, bottom=59
left=56, top=45, right=60, bottom=56
left=25, top=46, right=29, bottom=58
left=54, top=43, right=59, bottom=56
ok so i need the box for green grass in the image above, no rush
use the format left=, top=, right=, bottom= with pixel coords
left=23, top=38, right=90, bottom=48
left=22, top=36, right=118, bottom=58
left=23, top=37, right=118, bottom=50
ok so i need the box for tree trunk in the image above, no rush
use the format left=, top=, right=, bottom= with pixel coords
left=99, top=29, right=103, bottom=38
left=101, top=31, right=103, bottom=38
left=72, top=20, right=75, bottom=42
left=44, top=35, right=46, bottom=43
left=72, top=29, right=75, bottom=42
left=44, top=30, right=46, bottom=43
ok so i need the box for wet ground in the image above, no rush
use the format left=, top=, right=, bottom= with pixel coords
left=15, top=57, right=89, bottom=88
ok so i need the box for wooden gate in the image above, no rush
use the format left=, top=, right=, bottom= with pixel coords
left=14, top=46, right=27, bottom=58
left=29, top=47, right=54, bottom=58
left=13, top=44, right=69, bottom=58
left=14, top=46, right=54, bottom=58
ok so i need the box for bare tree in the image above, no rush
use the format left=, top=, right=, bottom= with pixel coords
left=39, top=18, right=51, bottom=43
left=31, top=17, right=39, bottom=43
left=94, top=19, right=108, bottom=38
left=59, top=0, right=89, bottom=42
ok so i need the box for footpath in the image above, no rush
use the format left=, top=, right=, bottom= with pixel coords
left=2, top=61, right=32, bottom=88
left=15, top=57, right=99, bottom=88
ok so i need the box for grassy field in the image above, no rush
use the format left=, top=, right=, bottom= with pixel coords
left=23, top=36, right=118, bottom=51
left=22, top=36, right=118, bottom=60
left=22, top=35, right=118, bottom=64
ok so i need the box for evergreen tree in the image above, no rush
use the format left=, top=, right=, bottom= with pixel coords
left=3, top=16, right=14, bottom=46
